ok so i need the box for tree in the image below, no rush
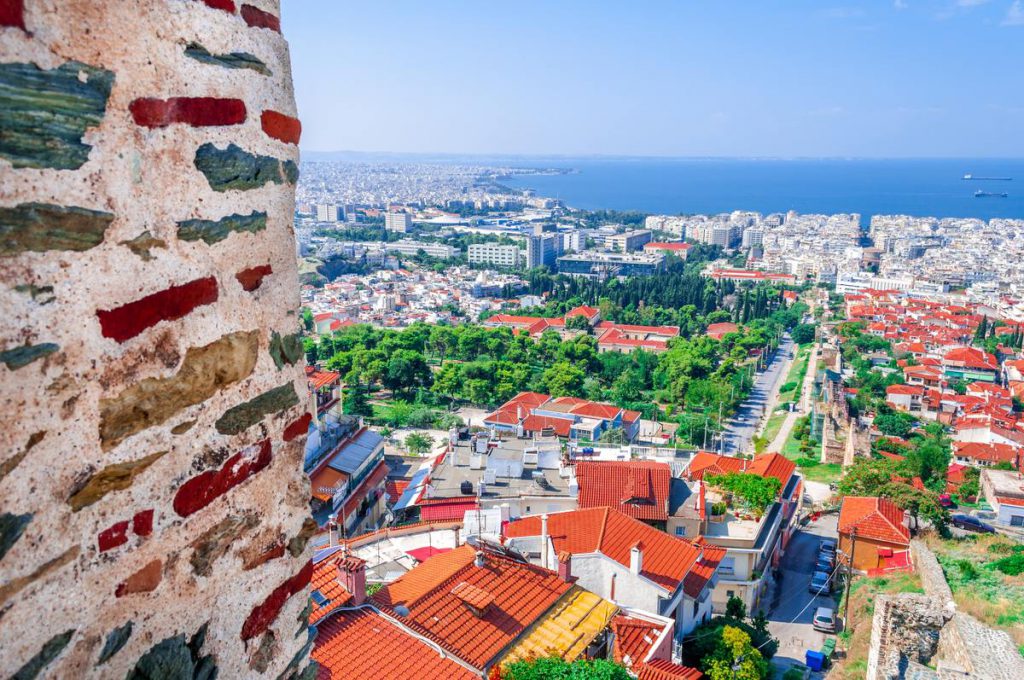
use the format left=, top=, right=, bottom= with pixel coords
left=791, top=323, right=816, bottom=345
left=838, top=458, right=900, bottom=497
left=703, top=626, right=770, bottom=680
left=904, top=423, right=951, bottom=488
left=725, top=596, right=747, bottom=620
left=705, top=473, right=781, bottom=516
left=542, top=361, right=586, bottom=398
left=404, top=432, right=433, bottom=456
left=382, top=349, right=432, bottom=396
left=599, top=427, right=627, bottom=445
left=302, top=308, right=314, bottom=332
left=564, top=314, right=592, bottom=332
left=498, top=657, right=630, bottom=680
left=874, top=412, right=915, bottom=439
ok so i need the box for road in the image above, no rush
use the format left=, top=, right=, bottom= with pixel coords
left=767, top=514, right=840, bottom=676
left=765, top=345, right=818, bottom=453
left=718, top=333, right=795, bottom=455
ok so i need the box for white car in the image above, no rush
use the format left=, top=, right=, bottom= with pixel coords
left=812, top=606, right=837, bottom=633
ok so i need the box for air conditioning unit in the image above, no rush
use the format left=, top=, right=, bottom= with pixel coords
left=483, top=468, right=497, bottom=485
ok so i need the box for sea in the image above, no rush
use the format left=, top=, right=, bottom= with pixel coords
left=497, top=158, right=1024, bottom=222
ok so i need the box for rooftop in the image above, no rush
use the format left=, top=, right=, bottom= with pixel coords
left=371, top=544, right=574, bottom=669
left=312, top=607, right=476, bottom=680
left=505, top=507, right=725, bottom=595
left=575, top=460, right=672, bottom=522
left=838, top=496, right=910, bottom=546
left=423, top=434, right=573, bottom=502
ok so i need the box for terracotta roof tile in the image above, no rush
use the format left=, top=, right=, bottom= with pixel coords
left=576, top=461, right=671, bottom=521
left=309, top=557, right=353, bottom=625
left=313, top=607, right=476, bottom=680
left=371, top=545, right=571, bottom=669
left=637, top=658, right=704, bottom=680
left=611, top=614, right=666, bottom=666
left=505, top=507, right=725, bottom=595
left=838, top=496, right=910, bottom=546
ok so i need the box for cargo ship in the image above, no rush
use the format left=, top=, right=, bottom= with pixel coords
left=963, top=174, right=1012, bottom=181
left=975, top=190, right=1008, bottom=198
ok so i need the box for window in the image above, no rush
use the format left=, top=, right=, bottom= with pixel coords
left=1011, top=515, right=1024, bottom=527
left=719, top=557, right=735, bottom=575
left=674, top=526, right=686, bottom=537
left=726, top=590, right=735, bottom=599
left=525, top=506, right=531, bottom=513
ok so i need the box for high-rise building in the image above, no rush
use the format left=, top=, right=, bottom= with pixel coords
left=468, top=243, right=522, bottom=268
left=742, top=227, right=765, bottom=249
left=344, top=204, right=359, bottom=223
left=316, top=203, right=342, bottom=222
left=605, top=229, right=653, bottom=253
left=526, top=224, right=560, bottom=269
left=384, top=211, right=412, bottom=233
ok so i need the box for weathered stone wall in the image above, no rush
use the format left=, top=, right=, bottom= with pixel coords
left=911, top=540, right=954, bottom=608
left=865, top=593, right=946, bottom=680
left=1, top=1, right=314, bottom=677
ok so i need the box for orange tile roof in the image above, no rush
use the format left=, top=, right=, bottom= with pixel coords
left=576, top=461, right=671, bottom=521
left=686, top=452, right=795, bottom=493
left=313, top=607, right=476, bottom=680
left=745, top=452, right=797, bottom=489
left=838, top=496, right=910, bottom=546
left=954, top=442, right=1021, bottom=465
left=611, top=614, right=666, bottom=666
left=504, top=507, right=725, bottom=595
left=637, top=658, right=704, bottom=680
left=686, top=452, right=747, bottom=480
left=565, top=305, right=599, bottom=319
left=371, top=545, right=572, bottom=669
left=309, top=556, right=354, bottom=625
left=506, top=391, right=552, bottom=409
left=309, top=370, right=341, bottom=391
left=521, top=414, right=573, bottom=437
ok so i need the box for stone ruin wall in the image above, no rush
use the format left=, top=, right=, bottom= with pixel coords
left=1, top=1, right=316, bottom=677
left=865, top=541, right=1024, bottom=680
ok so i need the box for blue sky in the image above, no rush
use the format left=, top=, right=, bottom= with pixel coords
left=281, top=1, right=1024, bottom=158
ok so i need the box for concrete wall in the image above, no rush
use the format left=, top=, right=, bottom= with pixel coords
left=0, top=2, right=314, bottom=678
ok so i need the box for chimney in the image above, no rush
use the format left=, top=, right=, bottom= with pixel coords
left=630, top=541, right=644, bottom=575
left=540, top=514, right=549, bottom=567
left=337, top=553, right=367, bottom=606
left=474, top=550, right=486, bottom=568
left=557, top=551, right=573, bottom=582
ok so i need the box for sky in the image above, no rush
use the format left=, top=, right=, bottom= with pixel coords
left=281, top=1, right=1024, bottom=158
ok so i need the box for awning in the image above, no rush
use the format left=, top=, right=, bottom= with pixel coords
left=393, top=467, right=430, bottom=512
left=419, top=499, right=479, bottom=522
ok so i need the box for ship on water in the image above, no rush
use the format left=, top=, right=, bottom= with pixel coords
left=974, top=190, right=1009, bottom=198
left=963, top=173, right=1013, bottom=181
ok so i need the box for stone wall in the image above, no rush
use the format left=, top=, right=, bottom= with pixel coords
left=865, top=593, right=946, bottom=680
left=1, top=1, right=314, bottom=678
left=865, top=541, right=1024, bottom=680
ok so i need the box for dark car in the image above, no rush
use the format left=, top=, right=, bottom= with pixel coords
left=951, top=514, right=996, bottom=533
left=809, top=570, right=832, bottom=595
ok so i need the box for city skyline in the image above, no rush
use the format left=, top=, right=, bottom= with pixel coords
left=282, top=0, right=1024, bottom=158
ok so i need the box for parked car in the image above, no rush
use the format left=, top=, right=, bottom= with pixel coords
left=812, top=606, right=837, bottom=633
left=938, top=493, right=956, bottom=509
left=819, top=539, right=837, bottom=556
left=809, top=570, right=832, bottom=595
left=951, top=514, right=996, bottom=533
left=815, top=556, right=834, bottom=574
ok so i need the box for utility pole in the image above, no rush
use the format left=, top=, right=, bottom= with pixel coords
left=842, top=527, right=858, bottom=620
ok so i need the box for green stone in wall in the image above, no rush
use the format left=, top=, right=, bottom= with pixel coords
left=177, top=211, right=268, bottom=245
left=215, top=382, right=300, bottom=435
left=0, top=61, right=114, bottom=169
left=184, top=43, right=272, bottom=75
left=194, top=143, right=296, bottom=192
left=0, top=203, right=114, bottom=256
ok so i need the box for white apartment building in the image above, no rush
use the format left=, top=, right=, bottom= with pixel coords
left=383, top=239, right=458, bottom=259
left=315, top=204, right=341, bottom=222
left=605, top=229, right=653, bottom=253
left=468, top=243, right=522, bottom=268
left=384, top=211, right=412, bottom=233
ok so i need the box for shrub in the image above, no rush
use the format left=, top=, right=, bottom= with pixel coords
left=990, top=553, right=1024, bottom=576
left=711, top=502, right=728, bottom=516
left=783, top=669, right=805, bottom=680
left=955, top=559, right=979, bottom=580
left=779, top=381, right=798, bottom=394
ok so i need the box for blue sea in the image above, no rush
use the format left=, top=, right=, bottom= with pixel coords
left=498, top=158, right=1024, bottom=221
